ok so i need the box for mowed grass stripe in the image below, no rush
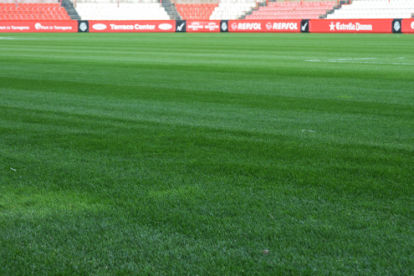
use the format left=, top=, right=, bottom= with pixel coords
left=1, top=105, right=412, bottom=202
left=1, top=56, right=413, bottom=107
left=1, top=76, right=413, bottom=118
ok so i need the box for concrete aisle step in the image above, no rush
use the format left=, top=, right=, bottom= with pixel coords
left=62, top=0, right=81, bottom=20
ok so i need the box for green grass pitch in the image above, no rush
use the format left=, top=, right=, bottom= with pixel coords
left=0, top=33, right=413, bottom=275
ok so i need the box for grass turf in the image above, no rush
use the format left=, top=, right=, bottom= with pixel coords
left=0, top=33, right=413, bottom=275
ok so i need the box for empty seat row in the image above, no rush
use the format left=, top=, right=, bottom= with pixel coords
left=75, top=0, right=158, bottom=2
left=0, top=2, right=70, bottom=20
left=357, top=0, right=404, bottom=1
left=0, top=14, right=70, bottom=20
left=328, top=13, right=412, bottom=18
left=339, top=8, right=414, bottom=12
left=341, top=3, right=414, bottom=8
left=250, top=1, right=335, bottom=19
left=75, top=3, right=169, bottom=20
left=0, top=3, right=63, bottom=10
left=210, top=2, right=256, bottom=19
left=269, top=1, right=336, bottom=6
left=211, top=0, right=259, bottom=3
left=75, top=3, right=161, bottom=8
left=328, top=0, right=414, bottom=18
left=175, top=3, right=218, bottom=20
left=0, top=10, right=66, bottom=14
left=246, top=14, right=320, bottom=19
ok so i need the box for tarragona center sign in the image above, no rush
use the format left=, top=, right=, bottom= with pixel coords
left=89, top=21, right=175, bottom=32
left=1, top=19, right=413, bottom=33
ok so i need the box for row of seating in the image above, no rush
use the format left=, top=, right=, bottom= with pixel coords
left=176, top=0, right=252, bottom=3
left=247, top=14, right=321, bottom=19
left=75, top=0, right=158, bottom=2
left=339, top=9, right=414, bottom=12
left=173, top=1, right=257, bottom=20
left=0, top=2, right=70, bottom=20
left=343, top=2, right=414, bottom=7
left=210, top=2, right=257, bottom=20
left=0, top=0, right=56, bottom=3
left=269, top=1, right=336, bottom=6
left=257, top=9, right=331, bottom=14
left=175, top=3, right=217, bottom=20
left=354, top=0, right=411, bottom=2
left=0, top=3, right=62, bottom=10
left=265, top=6, right=334, bottom=10
left=75, top=3, right=170, bottom=20
left=0, top=10, right=67, bottom=14
left=1, top=0, right=413, bottom=21
left=328, top=13, right=413, bottom=18
left=0, top=14, right=70, bottom=19
left=328, top=0, right=414, bottom=18
left=0, top=7, right=65, bottom=11
left=175, top=3, right=217, bottom=7
left=248, top=1, right=336, bottom=20
left=75, top=3, right=161, bottom=8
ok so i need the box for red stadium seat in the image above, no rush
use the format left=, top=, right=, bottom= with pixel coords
left=250, top=1, right=336, bottom=20
left=0, top=3, right=71, bottom=21
left=175, top=3, right=216, bottom=20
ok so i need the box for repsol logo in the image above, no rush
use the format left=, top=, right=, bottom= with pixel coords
left=232, top=23, right=261, bottom=30
left=266, top=22, right=298, bottom=30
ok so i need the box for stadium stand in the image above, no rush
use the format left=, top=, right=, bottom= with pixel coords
left=171, top=0, right=259, bottom=20
left=62, top=0, right=80, bottom=20
left=0, top=1, right=71, bottom=20
left=175, top=3, right=218, bottom=20
left=327, top=0, right=414, bottom=19
left=210, top=0, right=258, bottom=20
left=160, top=0, right=181, bottom=20
left=246, top=1, right=337, bottom=20
left=74, top=1, right=170, bottom=20
left=4, top=0, right=411, bottom=21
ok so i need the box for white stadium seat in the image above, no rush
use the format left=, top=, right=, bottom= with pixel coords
left=75, top=2, right=170, bottom=20
left=328, top=0, right=414, bottom=19
left=210, top=1, right=258, bottom=20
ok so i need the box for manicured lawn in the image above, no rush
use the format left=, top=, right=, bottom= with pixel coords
left=0, top=33, right=413, bottom=275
